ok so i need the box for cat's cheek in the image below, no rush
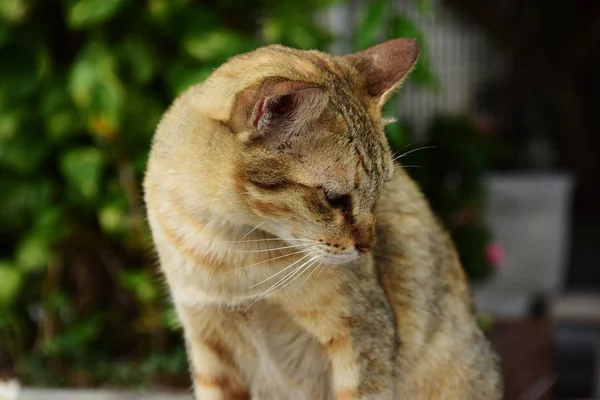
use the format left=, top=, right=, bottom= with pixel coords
left=316, top=251, right=358, bottom=265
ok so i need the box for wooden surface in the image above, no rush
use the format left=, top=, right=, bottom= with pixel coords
left=490, top=318, right=555, bottom=400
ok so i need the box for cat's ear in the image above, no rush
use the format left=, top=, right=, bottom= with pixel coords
left=341, top=38, right=419, bottom=106
left=230, top=78, right=325, bottom=144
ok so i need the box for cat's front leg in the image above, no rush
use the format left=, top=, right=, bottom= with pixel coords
left=278, top=264, right=396, bottom=400
left=175, top=302, right=250, bottom=400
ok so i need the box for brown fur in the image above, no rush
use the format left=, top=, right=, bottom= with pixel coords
left=143, top=38, right=503, bottom=399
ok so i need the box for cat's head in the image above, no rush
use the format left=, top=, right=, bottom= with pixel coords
left=228, top=39, right=419, bottom=264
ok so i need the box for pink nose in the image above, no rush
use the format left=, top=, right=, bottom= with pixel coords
left=355, top=244, right=372, bottom=255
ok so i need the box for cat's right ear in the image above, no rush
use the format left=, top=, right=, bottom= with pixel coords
left=229, top=78, right=325, bottom=143
left=341, top=38, right=419, bottom=107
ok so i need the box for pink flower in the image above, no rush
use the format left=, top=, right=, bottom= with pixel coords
left=485, top=243, right=505, bottom=268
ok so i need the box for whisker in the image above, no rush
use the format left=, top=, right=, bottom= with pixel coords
left=401, top=164, right=423, bottom=169
left=243, top=255, right=319, bottom=312
left=217, top=237, right=315, bottom=244
left=245, top=254, right=318, bottom=301
left=233, top=243, right=317, bottom=253
left=255, top=258, right=320, bottom=302
left=249, top=252, right=314, bottom=288
left=253, top=255, right=317, bottom=296
left=299, top=260, right=323, bottom=288
left=240, top=220, right=269, bottom=240
left=392, top=145, right=437, bottom=162
left=317, top=262, right=328, bottom=277
left=391, top=140, right=422, bottom=158
left=219, top=248, right=310, bottom=275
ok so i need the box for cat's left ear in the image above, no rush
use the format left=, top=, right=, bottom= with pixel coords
left=340, top=38, right=419, bottom=107
left=229, top=78, right=325, bottom=143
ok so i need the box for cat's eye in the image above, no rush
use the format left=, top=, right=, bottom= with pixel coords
left=324, top=191, right=352, bottom=211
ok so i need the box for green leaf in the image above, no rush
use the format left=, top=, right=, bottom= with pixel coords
left=262, top=19, right=283, bottom=43
left=146, top=0, right=192, bottom=23
left=354, top=0, right=386, bottom=50
left=69, top=41, right=125, bottom=138
left=0, top=262, right=22, bottom=308
left=287, top=23, right=322, bottom=49
left=67, top=0, right=128, bottom=29
left=392, top=15, right=439, bottom=90
left=60, top=147, right=104, bottom=200
left=15, top=207, right=67, bottom=273
left=98, top=199, right=127, bottom=236
left=0, top=0, right=30, bottom=24
left=167, top=63, right=214, bottom=96
left=40, top=84, right=81, bottom=142
left=117, top=37, right=157, bottom=85
left=0, top=107, right=25, bottom=141
left=118, top=270, right=159, bottom=304
left=15, top=232, right=52, bottom=273
left=43, top=313, right=106, bottom=357
left=183, top=29, right=256, bottom=62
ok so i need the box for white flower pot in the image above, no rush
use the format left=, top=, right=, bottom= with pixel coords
left=473, top=173, right=574, bottom=317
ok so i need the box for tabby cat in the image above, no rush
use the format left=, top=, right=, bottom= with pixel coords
left=143, top=38, right=503, bottom=400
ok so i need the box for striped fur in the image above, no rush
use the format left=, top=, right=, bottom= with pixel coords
left=143, top=39, right=502, bottom=399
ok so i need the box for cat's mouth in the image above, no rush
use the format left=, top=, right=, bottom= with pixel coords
left=315, top=250, right=361, bottom=265
left=281, top=237, right=363, bottom=265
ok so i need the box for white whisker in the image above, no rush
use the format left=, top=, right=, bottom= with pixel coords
left=249, top=252, right=314, bottom=288
left=220, top=248, right=309, bottom=275
left=217, top=237, right=314, bottom=245
left=317, top=262, right=328, bottom=277
left=401, top=164, right=423, bottom=169
left=299, top=260, right=323, bottom=288
left=240, top=220, right=269, bottom=239
left=243, top=255, right=319, bottom=312
left=392, top=145, right=437, bottom=162
left=233, top=243, right=315, bottom=253
left=256, top=257, right=320, bottom=301
left=391, top=141, right=420, bottom=158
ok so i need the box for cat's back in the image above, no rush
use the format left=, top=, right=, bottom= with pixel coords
left=374, top=166, right=503, bottom=399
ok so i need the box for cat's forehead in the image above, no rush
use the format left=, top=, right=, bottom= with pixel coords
left=291, top=152, right=356, bottom=192
left=288, top=108, right=385, bottom=188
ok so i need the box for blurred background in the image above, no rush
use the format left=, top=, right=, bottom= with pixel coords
left=0, top=0, right=599, bottom=399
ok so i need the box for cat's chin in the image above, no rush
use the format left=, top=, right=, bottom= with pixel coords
left=315, top=251, right=361, bottom=265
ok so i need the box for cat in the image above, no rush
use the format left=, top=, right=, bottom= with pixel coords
left=143, top=38, right=503, bottom=400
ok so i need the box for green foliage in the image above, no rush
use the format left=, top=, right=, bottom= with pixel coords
left=0, top=0, right=476, bottom=388
left=399, top=115, right=506, bottom=281
left=391, top=15, right=438, bottom=90
left=351, top=1, right=439, bottom=151
left=0, top=0, right=339, bottom=388
left=351, top=2, right=502, bottom=282
left=66, top=0, right=129, bottom=29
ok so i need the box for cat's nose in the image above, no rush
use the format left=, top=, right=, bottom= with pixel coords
left=355, top=243, right=372, bottom=255
left=352, top=214, right=376, bottom=255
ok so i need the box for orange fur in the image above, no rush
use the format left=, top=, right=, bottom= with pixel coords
left=144, top=38, right=502, bottom=399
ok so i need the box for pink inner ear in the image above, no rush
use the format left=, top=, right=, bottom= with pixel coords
left=252, top=98, right=266, bottom=129
left=250, top=80, right=322, bottom=132
left=341, top=38, right=419, bottom=100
